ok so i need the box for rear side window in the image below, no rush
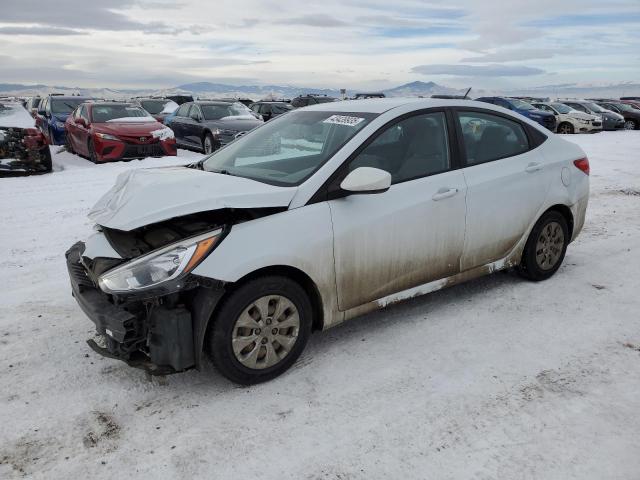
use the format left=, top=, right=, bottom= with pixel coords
left=457, top=111, right=529, bottom=165
left=176, top=104, right=191, bottom=117
left=348, top=111, right=450, bottom=184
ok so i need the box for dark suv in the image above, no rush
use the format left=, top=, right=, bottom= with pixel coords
left=290, top=94, right=337, bottom=108
left=592, top=101, right=640, bottom=130
left=475, top=97, right=556, bottom=131
left=249, top=101, right=293, bottom=121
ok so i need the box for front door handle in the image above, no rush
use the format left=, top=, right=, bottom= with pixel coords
left=432, top=187, right=459, bottom=201
left=525, top=162, right=543, bottom=173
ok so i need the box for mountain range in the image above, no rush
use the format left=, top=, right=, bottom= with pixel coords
left=1, top=80, right=639, bottom=100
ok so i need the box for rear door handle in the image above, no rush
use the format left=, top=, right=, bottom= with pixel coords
left=525, top=162, right=543, bottom=173
left=432, top=187, right=459, bottom=201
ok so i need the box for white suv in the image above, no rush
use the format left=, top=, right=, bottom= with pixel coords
left=66, top=98, right=590, bottom=384
left=532, top=101, right=602, bottom=134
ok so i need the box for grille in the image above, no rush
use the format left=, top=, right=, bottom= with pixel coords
left=122, top=143, right=164, bottom=157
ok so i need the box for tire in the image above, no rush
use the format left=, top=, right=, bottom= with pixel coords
left=557, top=122, right=574, bottom=134
left=517, top=211, right=569, bottom=281
left=202, top=132, right=215, bottom=154
left=48, top=127, right=55, bottom=145
left=41, top=148, right=52, bottom=172
left=88, top=138, right=98, bottom=163
left=206, top=275, right=313, bottom=385
left=624, top=120, right=637, bottom=130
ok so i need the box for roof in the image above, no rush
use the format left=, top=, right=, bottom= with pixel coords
left=302, top=97, right=497, bottom=114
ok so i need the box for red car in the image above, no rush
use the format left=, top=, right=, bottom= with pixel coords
left=65, top=102, right=177, bottom=162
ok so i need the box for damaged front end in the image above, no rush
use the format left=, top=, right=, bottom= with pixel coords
left=66, top=207, right=283, bottom=374
left=0, top=126, right=52, bottom=176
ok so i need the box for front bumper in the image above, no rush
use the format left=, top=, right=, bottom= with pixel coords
left=94, top=136, right=177, bottom=162
left=65, top=242, right=222, bottom=373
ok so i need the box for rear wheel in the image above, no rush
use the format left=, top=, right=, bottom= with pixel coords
left=518, top=211, right=569, bottom=281
left=206, top=276, right=312, bottom=384
left=624, top=120, right=637, bottom=130
left=557, top=122, right=574, bottom=134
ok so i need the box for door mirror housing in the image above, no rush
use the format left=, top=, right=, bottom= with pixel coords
left=340, top=167, right=391, bottom=194
left=77, top=118, right=87, bottom=127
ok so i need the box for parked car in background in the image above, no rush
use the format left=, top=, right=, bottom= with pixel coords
left=475, top=97, right=556, bottom=131
left=354, top=93, right=386, bottom=99
left=531, top=102, right=602, bottom=134
left=24, top=96, right=41, bottom=116
left=37, top=95, right=93, bottom=145
left=169, top=101, right=263, bottom=154
left=218, top=97, right=254, bottom=107
left=67, top=98, right=589, bottom=384
left=592, top=101, right=640, bottom=130
left=166, top=95, right=194, bottom=105
left=559, top=100, right=624, bottom=131
left=65, top=102, right=176, bottom=163
left=619, top=99, right=640, bottom=110
left=291, top=94, right=337, bottom=108
left=131, top=97, right=179, bottom=123
left=0, top=100, right=51, bottom=175
left=249, top=101, right=293, bottom=121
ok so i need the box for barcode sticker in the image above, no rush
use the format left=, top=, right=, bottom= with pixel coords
left=323, top=115, right=365, bottom=127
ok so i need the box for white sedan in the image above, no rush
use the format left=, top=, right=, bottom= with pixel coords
left=66, top=98, right=590, bottom=384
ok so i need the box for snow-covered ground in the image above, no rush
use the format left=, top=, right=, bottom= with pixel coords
left=1, top=134, right=639, bottom=479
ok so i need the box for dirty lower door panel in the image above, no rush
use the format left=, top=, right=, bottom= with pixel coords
left=329, top=170, right=467, bottom=311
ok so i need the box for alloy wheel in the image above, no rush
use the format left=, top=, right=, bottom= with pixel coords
left=624, top=120, right=636, bottom=130
left=231, top=295, right=300, bottom=370
left=535, top=221, right=565, bottom=270
left=204, top=136, right=213, bottom=154
left=558, top=123, right=572, bottom=134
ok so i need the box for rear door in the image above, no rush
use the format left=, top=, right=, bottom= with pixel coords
left=329, top=110, right=467, bottom=310
left=454, top=109, right=551, bottom=270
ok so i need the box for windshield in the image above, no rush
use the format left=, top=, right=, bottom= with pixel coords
left=140, top=100, right=169, bottom=114
left=201, top=103, right=252, bottom=120
left=585, top=102, right=606, bottom=113
left=550, top=103, right=572, bottom=114
left=509, top=99, right=535, bottom=110
left=91, top=105, right=150, bottom=122
left=611, top=103, right=634, bottom=112
left=202, top=110, right=378, bottom=186
left=51, top=98, right=87, bottom=114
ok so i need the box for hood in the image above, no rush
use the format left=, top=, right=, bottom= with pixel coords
left=89, top=166, right=297, bottom=231
left=53, top=114, right=69, bottom=123
left=568, top=111, right=596, bottom=121
left=603, top=111, right=624, bottom=121
left=204, top=116, right=263, bottom=132
left=93, top=120, right=165, bottom=136
left=527, top=109, right=554, bottom=118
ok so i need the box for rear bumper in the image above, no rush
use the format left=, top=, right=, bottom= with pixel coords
left=65, top=242, right=222, bottom=373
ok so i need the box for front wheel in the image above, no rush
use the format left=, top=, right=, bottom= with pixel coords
left=557, top=122, right=574, bottom=134
left=517, top=211, right=569, bottom=281
left=624, top=120, right=637, bottom=130
left=202, top=132, right=216, bottom=154
left=206, top=276, right=313, bottom=384
left=88, top=138, right=98, bottom=163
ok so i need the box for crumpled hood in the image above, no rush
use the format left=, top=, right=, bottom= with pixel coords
left=89, top=166, right=297, bottom=231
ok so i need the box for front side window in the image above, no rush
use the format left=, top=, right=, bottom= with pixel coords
left=202, top=110, right=378, bottom=186
left=347, top=112, right=450, bottom=184
left=457, top=111, right=529, bottom=165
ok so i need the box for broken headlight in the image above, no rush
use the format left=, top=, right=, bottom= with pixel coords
left=98, top=229, right=222, bottom=293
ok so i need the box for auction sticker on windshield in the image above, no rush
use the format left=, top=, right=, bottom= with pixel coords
left=323, top=115, right=365, bottom=127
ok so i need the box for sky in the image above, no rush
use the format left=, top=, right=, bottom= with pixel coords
left=0, top=0, right=639, bottom=90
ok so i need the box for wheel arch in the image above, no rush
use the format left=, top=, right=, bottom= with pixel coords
left=542, top=204, right=574, bottom=239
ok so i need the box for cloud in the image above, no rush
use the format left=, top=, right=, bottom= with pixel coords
left=274, top=14, right=348, bottom=28
left=0, top=26, right=84, bottom=36
left=411, top=64, right=546, bottom=77
left=461, top=48, right=556, bottom=63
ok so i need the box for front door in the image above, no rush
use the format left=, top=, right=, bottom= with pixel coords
left=329, top=111, right=467, bottom=311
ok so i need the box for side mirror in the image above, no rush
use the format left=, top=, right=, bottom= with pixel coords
left=77, top=118, right=87, bottom=127
left=340, top=167, right=391, bottom=194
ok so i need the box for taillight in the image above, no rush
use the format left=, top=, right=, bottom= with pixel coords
left=573, top=157, right=590, bottom=176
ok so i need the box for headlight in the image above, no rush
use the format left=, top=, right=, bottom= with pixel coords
left=577, top=118, right=590, bottom=124
left=95, top=132, right=120, bottom=141
left=98, top=230, right=222, bottom=293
